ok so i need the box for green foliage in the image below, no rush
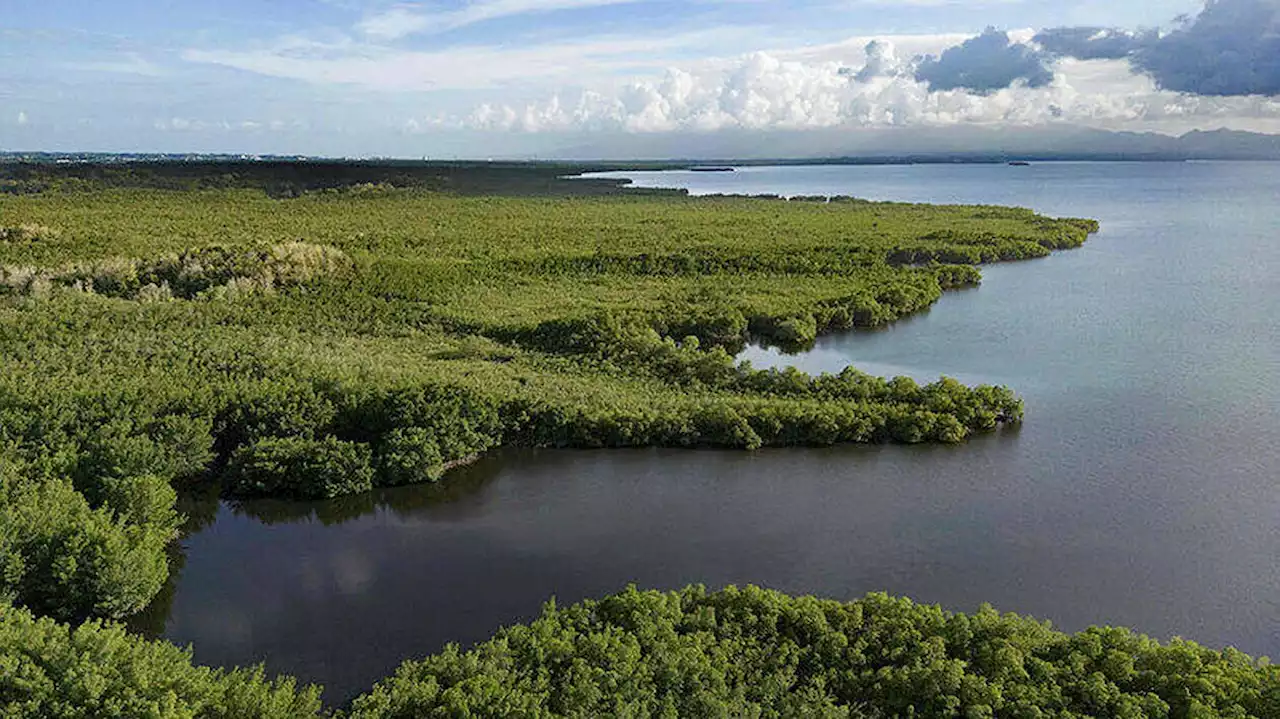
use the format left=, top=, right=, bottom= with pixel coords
left=0, top=164, right=1258, bottom=719
left=0, top=159, right=667, bottom=198
left=376, top=428, right=447, bottom=486
left=350, top=586, right=1280, bottom=719
left=0, top=468, right=177, bottom=621
left=0, top=180, right=1093, bottom=622
left=225, top=436, right=375, bottom=500
left=3, top=579, right=1275, bottom=717
left=0, top=603, right=325, bottom=718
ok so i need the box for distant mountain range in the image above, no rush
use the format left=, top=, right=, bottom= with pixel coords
left=554, top=126, right=1280, bottom=163
left=5, top=127, right=1280, bottom=165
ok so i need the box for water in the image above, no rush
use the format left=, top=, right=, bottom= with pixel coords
left=137, top=162, right=1280, bottom=705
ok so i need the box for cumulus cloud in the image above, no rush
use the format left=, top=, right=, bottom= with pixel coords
left=451, top=46, right=1280, bottom=136
left=852, top=40, right=905, bottom=82
left=181, top=0, right=1280, bottom=145
left=1034, top=27, right=1147, bottom=60
left=1035, top=1, right=1280, bottom=97
left=915, top=29, right=1054, bottom=94
left=1133, top=0, right=1280, bottom=96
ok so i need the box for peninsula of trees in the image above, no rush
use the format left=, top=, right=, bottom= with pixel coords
left=0, top=164, right=1096, bottom=621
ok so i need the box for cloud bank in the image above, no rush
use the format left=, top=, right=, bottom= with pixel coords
left=852, top=40, right=902, bottom=83
left=456, top=47, right=1280, bottom=135
left=1134, top=0, right=1280, bottom=96
left=1033, top=27, right=1147, bottom=61
left=447, top=0, right=1280, bottom=137
left=915, top=29, right=1053, bottom=93
left=1040, top=0, right=1280, bottom=96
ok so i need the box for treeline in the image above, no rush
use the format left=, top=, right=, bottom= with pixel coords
left=0, top=160, right=683, bottom=198
left=1, top=347, right=1020, bottom=501
left=0, top=309, right=1019, bottom=619
left=888, top=220, right=1101, bottom=266
left=5, top=586, right=1276, bottom=717
left=351, top=586, right=1280, bottom=718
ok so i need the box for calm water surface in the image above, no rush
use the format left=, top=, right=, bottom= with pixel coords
left=137, top=162, right=1280, bottom=704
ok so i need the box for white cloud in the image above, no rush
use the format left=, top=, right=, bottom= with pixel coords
left=358, top=0, right=645, bottom=40
left=452, top=45, right=1280, bottom=134
left=179, top=19, right=1280, bottom=144
left=16, top=111, right=27, bottom=125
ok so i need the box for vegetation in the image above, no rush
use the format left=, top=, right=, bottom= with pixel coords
left=0, top=159, right=681, bottom=199
left=4, top=586, right=1276, bottom=717
left=349, top=586, right=1280, bottom=718
left=0, top=603, right=325, bottom=718
left=0, top=464, right=177, bottom=622
left=2, top=164, right=1268, bottom=718
left=0, top=167, right=1096, bottom=623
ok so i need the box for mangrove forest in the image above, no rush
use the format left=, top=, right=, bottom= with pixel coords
left=7, top=163, right=1274, bottom=717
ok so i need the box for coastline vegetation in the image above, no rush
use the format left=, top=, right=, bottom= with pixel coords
left=349, top=586, right=1280, bottom=719
left=0, top=163, right=1187, bottom=715
left=0, top=172, right=1097, bottom=622
left=3, top=586, right=1276, bottom=717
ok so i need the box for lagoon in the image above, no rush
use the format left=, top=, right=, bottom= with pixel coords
left=137, top=161, right=1280, bottom=704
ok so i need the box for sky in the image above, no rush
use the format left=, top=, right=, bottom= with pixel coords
left=3, top=0, right=1280, bottom=157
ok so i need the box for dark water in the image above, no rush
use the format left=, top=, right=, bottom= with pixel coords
left=137, top=162, right=1280, bottom=705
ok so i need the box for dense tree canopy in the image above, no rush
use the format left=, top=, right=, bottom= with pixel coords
left=0, top=603, right=324, bottom=718
left=3, top=586, right=1276, bottom=717
left=350, top=586, right=1280, bottom=718
left=0, top=175, right=1092, bottom=624
left=1, top=167, right=1269, bottom=719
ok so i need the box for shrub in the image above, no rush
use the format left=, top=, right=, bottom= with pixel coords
left=223, top=436, right=375, bottom=500
left=0, top=266, right=53, bottom=297
left=267, top=241, right=353, bottom=286
left=0, top=224, right=58, bottom=243
left=756, top=313, right=819, bottom=350
left=0, top=474, right=174, bottom=621
left=135, top=281, right=174, bottom=303
left=375, top=428, right=446, bottom=486
left=65, top=415, right=213, bottom=511
left=0, top=242, right=350, bottom=301
left=0, top=604, right=324, bottom=718
left=348, top=586, right=1280, bottom=719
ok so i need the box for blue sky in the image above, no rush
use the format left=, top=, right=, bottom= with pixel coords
left=4, top=0, right=1278, bottom=157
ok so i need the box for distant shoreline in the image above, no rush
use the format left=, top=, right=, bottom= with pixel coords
left=7, top=153, right=1280, bottom=170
